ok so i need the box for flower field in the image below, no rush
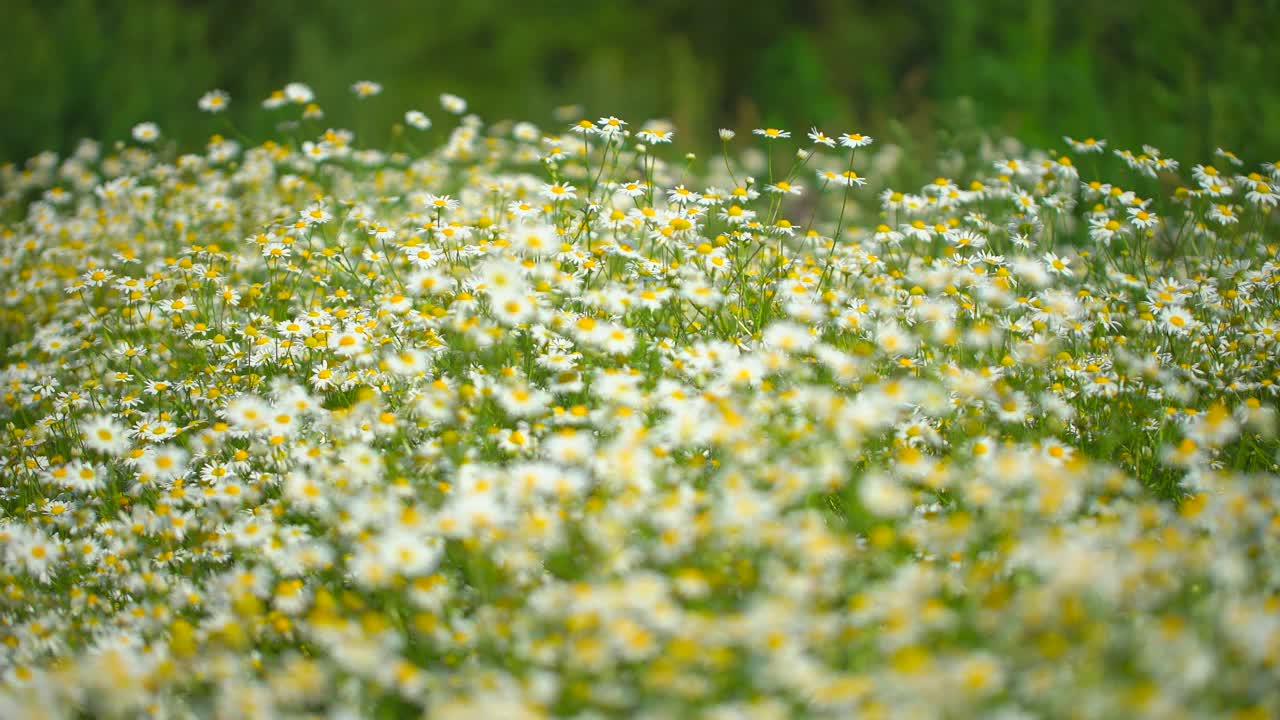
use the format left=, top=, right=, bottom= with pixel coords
left=1, top=85, right=1279, bottom=718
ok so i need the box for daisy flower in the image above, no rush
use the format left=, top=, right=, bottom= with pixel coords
left=132, top=122, right=161, bottom=144
left=1064, top=136, right=1106, bottom=153
left=82, top=415, right=129, bottom=456
left=1160, top=306, right=1199, bottom=335
left=405, top=110, right=432, bottom=130
left=284, top=82, right=315, bottom=103
left=1214, top=147, right=1244, bottom=167
left=636, top=128, right=673, bottom=144
left=807, top=128, right=836, bottom=147
left=351, top=80, right=383, bottom=98
left=838, top=132, right=873, bottom=149
left=197, top=90, right=230, bottom=113
left=440, top=93, right=467, bottom=114
left=838, top=170, right=868, bottom=187
left=1127, top=206, right=1160, bottom=229
left=753, top=128, right=791, bottom=140
left=1246, top=181, right=1278, bottom=208
left=328, top=327, right=367, bottom=357
left=541, top=183, right=578, bottom=201
left=1088, top=216, right=1124, bottom=244
left=596, top=116, right=627, bottom=136
left=1208, top=204, right=1239, bottom=225
left=764, top=180, right=803, bottom=196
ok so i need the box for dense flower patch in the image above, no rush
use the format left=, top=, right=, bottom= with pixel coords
left=1, top=84, right=1279, bottom=718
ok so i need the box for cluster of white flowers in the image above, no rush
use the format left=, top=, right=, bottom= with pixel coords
left=0, top=83, right=1278, bottom=718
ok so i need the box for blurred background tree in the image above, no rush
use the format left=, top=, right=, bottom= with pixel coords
left=3, top=0, right=1278, bottom=162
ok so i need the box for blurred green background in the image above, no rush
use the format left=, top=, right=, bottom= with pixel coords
left=4, top=0, right=1280, bottom=163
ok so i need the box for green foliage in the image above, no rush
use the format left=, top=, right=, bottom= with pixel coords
left=2, top=0, right=1279, bottom=161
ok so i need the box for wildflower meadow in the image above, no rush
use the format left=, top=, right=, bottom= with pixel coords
left=1, top=83, right=1279, bottom=719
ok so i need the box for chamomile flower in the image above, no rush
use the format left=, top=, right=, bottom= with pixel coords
left=1088, top=215, right=1125, bottom=244
left=1215, top=147, right=1245, bottom=167
left=753, top=127, right=791, bottom=140
left=1209, top=204, right=1239, bottom=225
left=491, top=292, right=537, bottom=326
left=440, top=93, right=467, bottom=114
left=141, top=444, right=189, bottom=481
left=807, top=128, right=836, bottom=147
left=1127, top=205, right=1160, bottom=229
left=1064, top=136, right=1106, bottom=153
left=615, top=179, right=647, bottom=198
left=838, top=132, right=873, bottom=149
left=636, top=127, right=673, bottom=144
left=131, top=122, right=160, bottom=144
left=1160, top=306, right=1199, bottom=335
left=596, top=116, right=627, bottom=136
left=425, top=194, right=459, bottom=212
left=1192, top=164, right=1223, bottom=187
left=765, top=180, right=802, bottom=196
left=160, top=296, right=195, bottom=314
left=541, top=182, right=577, bottom=201
left=327, top=326, right=367, bottom=357
left=4, top=75, right=1280, bottom=720
left=351, top=80, right=383, bottom=98
left=510, top=223, right=559, bottom=257
left=198, top=90, right=230, bottom=113
left=284, top=82, right=315, bottom=103
left=1245, top=181, right=1278, bottom=208
left=405, top=110, right=432, bottom=130
left=837, top=169, right=868, bottom=187
left=82, top=415, right=129, bottom=456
